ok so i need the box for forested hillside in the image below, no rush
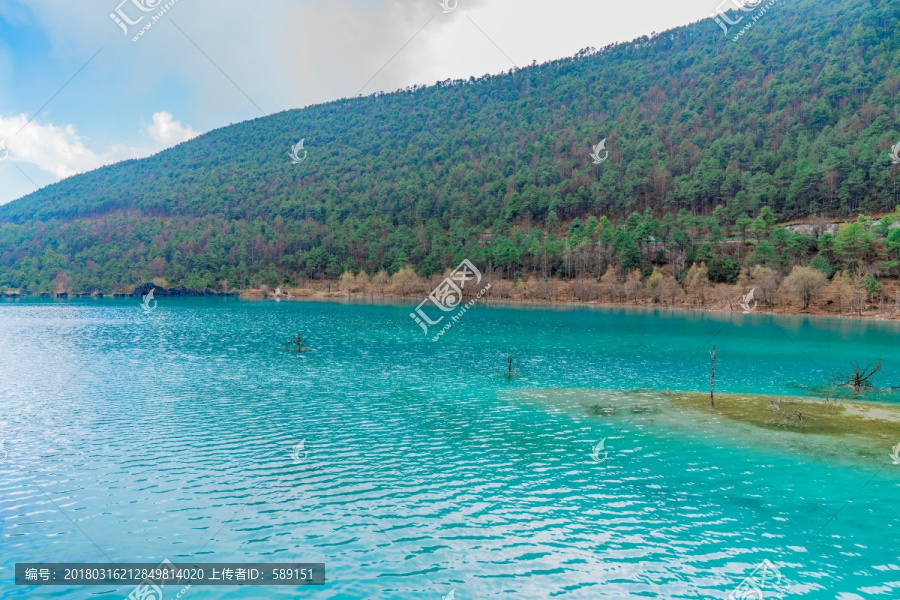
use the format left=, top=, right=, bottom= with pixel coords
left=1, top=0, right=900, bottom=293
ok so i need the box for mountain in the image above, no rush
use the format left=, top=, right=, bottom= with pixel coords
left=2, top=0, right=900, bottom=293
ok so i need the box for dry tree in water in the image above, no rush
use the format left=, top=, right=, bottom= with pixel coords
left=503, top=351, right=520, bottom=379
left=286, top=333, right=312, bottom=353
left=822, top=382, right=843, bottom=413
left=833, top=358, right=882, bottom=395
left=767, top=399, right=806, bottom=428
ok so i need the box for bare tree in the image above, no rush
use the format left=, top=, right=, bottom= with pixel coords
left=749, top=265, right=780, bottom=305
left=851, top=270, right=869, bottom=316
left=390, top=266, right=421, bottom=296
left=504, top=352, right=520, bottom=379
left=491, top=279, right=515, bottom=299
left=715, top=284, right=735, bottom=310
left=573, top=278, right=600, bottom=301
left=822, top=384, right=842, bottom=412
left=658, top=275, right=684, bottom=306
left=767, top=399, right=806, bottom=428
left=834, top=358, right=882, bottom=394
left=623, top=270, right=643, bottom=303
left=372, top=271, right=390, bottom=297
left=710, top=344, right=716, bottom=408
left=356, top=271, right=371, bottom=296
left=526, top=276, right=555, bottom=301
left=780, top=266, right=827, bottom=310
left=685, top=263, right=711, bottom=306
left=599, top=266, right=620, bottom=302
left=339, top=271, right=356, bottom=296
left=826, top=270, right=853, bottom=316
left=646, top=268, right=664, bottom=302
left=286, top=333, right=311, bottom=353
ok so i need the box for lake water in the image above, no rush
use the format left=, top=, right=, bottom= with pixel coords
left=1, top=298, right=898, bottom=599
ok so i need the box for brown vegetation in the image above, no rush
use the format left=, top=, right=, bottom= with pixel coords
left=253, top=262, right=900, bottom=321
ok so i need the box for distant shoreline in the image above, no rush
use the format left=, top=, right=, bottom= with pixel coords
left=238, top=287, right=900, bottom=324
left=6, top=287, right=900, bottom=325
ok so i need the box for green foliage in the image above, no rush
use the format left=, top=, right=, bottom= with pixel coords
left=809, top=254, right=835, bottom=277
left=860, top=273, right=881, bottom=299
left=707, top=257, right=741, bottom=284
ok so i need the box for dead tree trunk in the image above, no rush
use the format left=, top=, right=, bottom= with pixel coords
left=710, top=345, right=716, bottom=408
left=835, top=358, right=882, bottom=394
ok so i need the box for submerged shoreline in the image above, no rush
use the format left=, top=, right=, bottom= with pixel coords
left=8, top=290, right=900, bottom=329
left=9, top=273, right=900, bottom=324
left=512, top=388, right=900, bottom=465
left=243, top=287, right=900, bottom=324
left=253, top=291, right=900, bottom=330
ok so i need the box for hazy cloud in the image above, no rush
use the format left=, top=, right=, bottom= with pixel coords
left=0, top=113, right=134, bottom=179
left=0, top=109, right=193, bottom=185
left=146, top=111, right=198, bottom=144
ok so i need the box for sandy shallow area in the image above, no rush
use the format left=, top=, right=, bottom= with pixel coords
left=505, top=388, right=900, bottom=467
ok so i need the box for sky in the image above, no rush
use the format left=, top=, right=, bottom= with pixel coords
left=0, top=0, right=721, bottom=205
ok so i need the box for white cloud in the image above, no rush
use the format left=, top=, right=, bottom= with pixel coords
left=145, top=111, right=198, bottom=145
left=0, top=111, right=199, bottom=203
left=0, top=113, right=137, bottom=179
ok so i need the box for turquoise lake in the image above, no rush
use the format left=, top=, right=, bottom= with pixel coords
left=1, top=298, right=898, bottom=598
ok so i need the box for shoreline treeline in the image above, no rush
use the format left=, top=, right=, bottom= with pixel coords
left=4, top=208, right=900, bottom=319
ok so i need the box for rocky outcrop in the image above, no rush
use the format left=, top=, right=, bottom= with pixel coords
left=132, top=283, right=239, bottom=297
left=784, top=223, right=841, bottom=236
left=18, top=284, right=238, bottom=298
left=167, top=285, right=191, bottom=297
left=132, top=282, right=167, bottom=297
left=785, top=218, right=900, bottom=236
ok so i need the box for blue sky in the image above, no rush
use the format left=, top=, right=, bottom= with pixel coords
left=0, top=0, right=719, bottom=205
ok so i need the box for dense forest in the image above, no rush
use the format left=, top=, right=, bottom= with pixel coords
left=1, top=0, right=900, bottom=295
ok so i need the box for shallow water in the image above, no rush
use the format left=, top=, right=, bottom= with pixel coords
left=0, top=298, right=898, bottom=598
